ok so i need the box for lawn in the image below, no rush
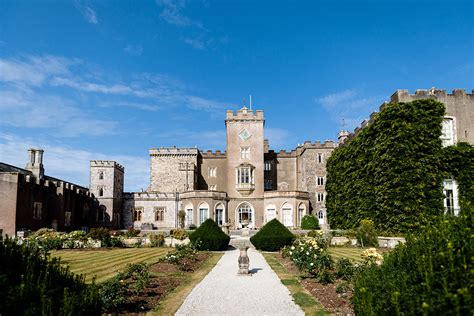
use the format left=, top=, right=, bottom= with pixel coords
left=51, top=248, right=169, bottom=283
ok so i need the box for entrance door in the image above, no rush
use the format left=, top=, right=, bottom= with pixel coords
left=237, top=203, right=253, bottom=228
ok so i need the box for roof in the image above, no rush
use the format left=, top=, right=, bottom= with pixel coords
left=0, top=162, right=32, bottom=175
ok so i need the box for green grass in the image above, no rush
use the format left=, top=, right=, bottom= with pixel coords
left=51, top=248, right=169, bottom=283
left=263, top=253, right=327, bottom=315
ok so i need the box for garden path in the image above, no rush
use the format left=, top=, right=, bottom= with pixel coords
left=176, top=246, right=304, bottom=316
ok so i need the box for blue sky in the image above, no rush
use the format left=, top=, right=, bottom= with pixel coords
left=0, top=0, right=473, bottom=191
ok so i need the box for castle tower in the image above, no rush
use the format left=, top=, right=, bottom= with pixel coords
left=89, top=161, right=124, bottom=228
left=338, top=130, right=350, bottom=145
left=25, top=148, right=44, bottom=179
left=225, top=106, right=265, bottom=228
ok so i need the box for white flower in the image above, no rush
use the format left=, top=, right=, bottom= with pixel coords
left=310, top=262, right=314, bottom=266
left=289, top=251, right=293, bottom=255
left=291, top=246, right=295, bottom=250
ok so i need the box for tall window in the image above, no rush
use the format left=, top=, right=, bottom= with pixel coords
left=238, top=203, right=253, bottom=226
left=264, top=161, right=272, bottom=171
left=240, top=147, right=250, bottom=159
left=298, top=204, right=306, bottom=226
left=317, top=176, right=324, bottom=186
left=99, top=171, right=104, bottom=180
left=441, top=118, right=455, bottom=147
left=282, top=203, right=293, bottom=227
left=264, top=179, right=273, bottom=190
left=318, top=153, right=323, bottom=164
left=238, top=167, right=252, bottom=184
left=215, top=204, right=225, bottom=226
left=186, top=205, right=193, bottom=226
left=318, top=210, right=324, bottom=225
left=133, top=207, right=143, bottom=221
left=443, top=179, right=459, bottom=216
left=154, top=207, right=165, bottom=221
left=317, top=192, right=325, bottom=202
left=199, top=203, right=209, bottom=225
left=208, top=167, right=217, bottom=177
left=98, top=205, right=106, bottom=222
left=33, top=202, right=42, bottom=219
left=98, top=187, right=104, bottom=197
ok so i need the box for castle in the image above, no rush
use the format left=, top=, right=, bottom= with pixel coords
left=1, top=89, right=472, bottom=235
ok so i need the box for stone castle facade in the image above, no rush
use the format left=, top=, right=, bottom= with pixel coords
left=1, top=89, right=472, bottom=235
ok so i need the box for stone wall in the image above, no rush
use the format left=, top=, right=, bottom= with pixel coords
left=123, top=192, right=177, bottom=229
left=149, top=148, right=198, bottom=192
left=199, top=151, right=227, bottom=191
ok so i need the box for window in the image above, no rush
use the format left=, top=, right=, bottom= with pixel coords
left=317, top=192, right=325, bottom=202
left=154, top=207, right=165, bottom=221
left=208, top=167, right=217, bottom=177
left=215, top=204, right=225, bottom=226
left=264, top=161, right=272, bottom=171
left=133, top=207, right=143, bottom=221
left=186, top=205, right=193, bottom=226
left=264, top=179, right=273, bottom=190
left=98, top=187, right=104, bottom=197
left=99, top=171, right=104, bottom=180
left=98, top=205, right=106, bottom=222
left=298, top=204, right=306, bottom=226
left=209, top=185, right=217, bottom=191
left=441, top=118, right=455, bottom=147
left=282, top=203, right=293, bottom=227
left=238, top=167, right=252, bottom=184
left=199, top=203, right=209, bottom=225
left=318, top=210, right=324, bottom=225
left=65, top=211, right=71, bottom=226
left=265, top=204, right=276, bottom=223
left=318, top=153, right=323, bottom=164
left=317, top=176, right=324, bottom=186
left=238, top=203, right=253, bottom=227
left=443, top=179, right=460, bottom=216
left=33, top=202, right=42, bottom=219
left=240, top=147, right=250, bottom=159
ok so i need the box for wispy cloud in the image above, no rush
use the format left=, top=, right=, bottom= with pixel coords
left=74, top=1, right=98, bottom=24
left=0, top=133, right=148, bottom=191
left=156, top=0, right=201, bottom=28
left=265, top=128, right=293, bottom=150
left=316, top=89, right=386, bottom=130
left=124, top=44, right=143, bottom=56
left=155, top=129, right=226, bottom=149
left=183, top=37, right=206, bottom=50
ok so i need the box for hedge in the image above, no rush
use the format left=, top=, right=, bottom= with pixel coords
left=353, top=213, right=473, bottom=314
left=326, top=99, right=446, bottom=233
left=301, top=214, right=320, bottom=230
left=250, top=219, right=295, bottom=251
left=0, top=236, right=101, bottom=315
left=189, top=219, right=230, bottom=250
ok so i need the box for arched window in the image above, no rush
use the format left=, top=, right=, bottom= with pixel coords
left=265, top=204, right=276, bottom=223
left=198, top=202, right=209, bottom=225
left=133, top=207, right=143, bottom=221
left=98, top=205, right=106, bottom=222
left=185, top=204, right=193, bottom=226
left=318, top=210, right=325, bottom=225
left=297, top=203, right=306, bottom=226
left=98, top=187, right=104, bottom=197
left=215, top=203, right=225, bottom=226
left=282, top=202, right=293, bottom=227
left=155, top=207, right=165, bottom=221
left=237, top=202, right=253, bottom=228
left=99, top=171, right=104, bottom=180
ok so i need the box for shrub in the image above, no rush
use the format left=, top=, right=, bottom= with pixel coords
left=178, top=210, right=186, bottom=228
left=0, top=236, right=101, bottom=315
left=126, top=227, right=140, bottom=237
left=88, top=227, right=111, bottom=245
left=250, top=219, right=295, bottom=251
left=335, top=258, right=357, bottom=281
left=27, top=229, right=64, bottom=253
left=162, top=243, right=199, bottom=270
left=282, top=237, right=334, bottom=283
left=189, top=219, right=230, bottom=250
left=301, top=215, right=320, bottom=230
left=356, top=219, right=378, bottom=247
left=170, top=229, right=188, bottom=240
left=148, top=233, right=165, bottom=247
left=353, top=214, right=472, bottom=315
left=188, top=224, right=197, bottom=230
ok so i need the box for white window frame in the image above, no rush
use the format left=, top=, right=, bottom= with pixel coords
left=208, top=167, right=217, bottom=178
left=214, top=203, right=225, bottom=226
left=443, top=179, right=460, bottom=216
left=317, top=176, right=325, bottom=186
left=185, top=205, right=193, bottom=226
left=240, top=146, right=250, bottom=159
left=441, top=117, right=456, bottom=147
left=264, top=161, right=272, bottom=171
left=198, top=202, right=209, bottom=225
left=282, top=203, right=293, bottom=227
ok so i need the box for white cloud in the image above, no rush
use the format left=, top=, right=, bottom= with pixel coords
left=316, top=89, right=386, bottom=131
left=74, top=1, right=98, bottom=24
left=265, top=128, right=292, bottom=150
left=0, top=133, right=148, bottom=191
left=183, top=37, right=206, bottom=50
left=156, top=0, right=201, bottom=28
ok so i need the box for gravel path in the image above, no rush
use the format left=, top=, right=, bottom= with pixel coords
left=176, top=247, right=304, bottom=316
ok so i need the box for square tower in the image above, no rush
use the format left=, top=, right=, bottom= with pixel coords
left=90, top=161, right=124, bottom=228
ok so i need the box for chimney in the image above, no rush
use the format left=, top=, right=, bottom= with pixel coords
left=25, top=148, right=44, bottom=179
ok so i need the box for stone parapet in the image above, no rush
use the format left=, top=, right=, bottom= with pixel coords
left=264, top=190, right=310, bottom=199
left=90, top=160, right=124, bottom=171
left=149, top=147, right=199, bottom=156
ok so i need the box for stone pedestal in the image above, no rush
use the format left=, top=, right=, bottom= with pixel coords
left=238, top=246, right=251, bottom=276
left=241, top=227, right=250, bottom=237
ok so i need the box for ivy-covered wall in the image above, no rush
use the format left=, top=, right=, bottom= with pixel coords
left=326, top=99, right=446, bottom=233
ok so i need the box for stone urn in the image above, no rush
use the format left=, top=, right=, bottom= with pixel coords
left=238, top=246, right=251, bottom=276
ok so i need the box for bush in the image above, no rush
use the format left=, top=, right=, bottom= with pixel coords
left=353, top=214, right=473, bottom=315
left=356, top=219, right=378, bottom=247
left=188, top=224, right=197, bottom=230
left=162, top=243, right=199, bottom=271
left=126, top=228, right=140, bottom=237
left=88, top=227, right=111, bottom=245
left=301, top=215, right=320, bottom=230
left=335, top=258, right=357, bottom=281
left=189, top=219, right=230, bottom=250
left=250, top=219, right=295, bottom=251
left=148, top=233, right=165, bottom=247
left=170, top=229, right=188, bottom=240
left=0, top=236, right=101, bottom=315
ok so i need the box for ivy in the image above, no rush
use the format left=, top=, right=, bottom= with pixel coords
left=326, top=99, right=447, bottom=233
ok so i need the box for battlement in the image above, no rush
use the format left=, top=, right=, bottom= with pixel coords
left=200, top=149, right=226, bottom=158
left=225, top=107, right=264, bottom=122
left=123, top=191, right=176, bottom=199
left=90, top=160, right=124, bottom=171
left=391, top=88, right=474, bottom=103
left=298, top=140, right=337, bottom=148
left=19, top=173, right=92, bottom=196
left=149, top=147, right=199, bottom=156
